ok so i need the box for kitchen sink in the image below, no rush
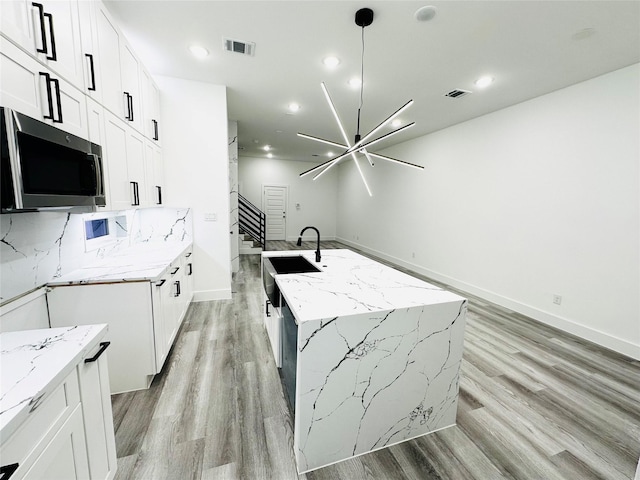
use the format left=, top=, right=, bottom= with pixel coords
left=267, top=255, right=321, bottom=275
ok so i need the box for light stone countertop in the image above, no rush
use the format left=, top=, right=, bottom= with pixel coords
left=48, top=242, right=192, bottom=285
left=264, top=249, right=465, bottom=323
left=0, top=325, right=108, bottom=440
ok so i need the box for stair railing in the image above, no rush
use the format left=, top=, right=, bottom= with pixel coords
left=238, top=194, right=266, bottom=250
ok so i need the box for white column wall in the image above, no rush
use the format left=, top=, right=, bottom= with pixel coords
left=155, top=75, right=231, bottom=301
left=238, top=156, right=338, bottom=242
left=337, top=64, right=640, bottom=359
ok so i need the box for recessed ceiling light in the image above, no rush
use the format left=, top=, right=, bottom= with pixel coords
left=327, top=151, right=334, bottom=157
left=267, top=153, right=273, bottom=158
left=348, top=77, right=362, bottom=88
left=572, top=27, right=596, bottom=41
left=415, top=6, right=437, bottom=22
left=475, top=76, right=494, bottom=89
left=288, top=103, right=301, bottom=112
left=323, top=56, right=340, bottom=68
left=263, top=145, right=271, bottom=151
left=189, top=44, right=209, bottom=59
left=391, top=119, right=401, bottom=128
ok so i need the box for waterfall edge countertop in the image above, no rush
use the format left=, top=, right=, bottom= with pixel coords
left=266, top=249, right=465, bottom=322
left=0, top=325, right=108, bottom=440
left=47, top=242, right=192, bottom=285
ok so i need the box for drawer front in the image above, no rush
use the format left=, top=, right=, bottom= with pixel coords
left=0, top=370, right=80, bottom=474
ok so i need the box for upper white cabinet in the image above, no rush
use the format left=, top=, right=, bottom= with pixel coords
left=92, top=2, right=122, bottom=117
left=141, top=69, right=161, bottom=144
left=0, top=0, right=36, bottom=54
left=0, top=36, right=89, bottom=139
left=77, top=0, right=102, bottom=102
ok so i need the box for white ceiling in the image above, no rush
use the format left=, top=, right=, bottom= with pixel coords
left=105, top=1, right=640, bottom=162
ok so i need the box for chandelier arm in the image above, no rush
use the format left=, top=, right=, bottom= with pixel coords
left=355, top=100, right=414, bottom=149
left=321, top=82, right=353, bottom=148
left=299, top=149, right=353, bottom=177
left=312, top=154, right=347, bottom=180
left=352, top=155, right=373, bottom=196
left=365, top=151, right=424, bottom=170
left=349, top=122, right=415, bottom=153
left=297, top=132, right=348, bottom=149
left=362, top=149, right=375, bottom=167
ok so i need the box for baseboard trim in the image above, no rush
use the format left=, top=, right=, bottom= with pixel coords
left=193, top=288, right=232, bottom=302
left=286, top=235, right=336, bottom=243
left=336, top=237, right=640, bottom=360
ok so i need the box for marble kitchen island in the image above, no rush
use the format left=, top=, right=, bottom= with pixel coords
left=263, top=249, right=467, bottom=473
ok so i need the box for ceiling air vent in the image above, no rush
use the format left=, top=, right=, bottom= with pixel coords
left=444, top=89, right=471, bottom=98
left=223, top=38, right=256, bottom=56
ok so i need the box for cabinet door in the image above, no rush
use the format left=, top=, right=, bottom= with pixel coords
left=48, top=283, right=157, bottom=394
left=120, top=42, right=142, bottom=131
left=140, top=69, right=160, bottom=143
left=93, top=3, right=122, bottom=117
left=0, top=0, right=36, bottom=54
left=22, top=405, right=90, bottom=480
left=126, top=127, right=147, bottom=206
left=34, top=0, right=84, bottom=90
left=0, top=37, right=88, bottom=139
left=151, top=276, right=172, bottom=371
left=144, top=140, right=164, bottom=206
left=87, top=99, right=112, bottom=211
left=77, top=0, right=102, bottom=102
left=78, top=342, right=117, bottom=480
left=0, top=37, right=43, bottom=119
left=104, top=111, right=132, bottom=210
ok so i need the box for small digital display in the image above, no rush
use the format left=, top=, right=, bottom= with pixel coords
left=85, top=218, right=109, bottom=240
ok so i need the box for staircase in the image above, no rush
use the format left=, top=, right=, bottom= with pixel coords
left=238, top=194, right=266, bottom=254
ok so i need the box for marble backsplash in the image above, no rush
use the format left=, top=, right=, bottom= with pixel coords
left=0, top=207, right=192, bottom=304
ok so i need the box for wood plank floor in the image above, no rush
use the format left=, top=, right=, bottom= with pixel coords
left=112, top=241, right=640, bottom=480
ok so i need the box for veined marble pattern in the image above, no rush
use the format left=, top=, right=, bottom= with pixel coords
left=0, top=325, right=108, bottom=439
left=295, top=300, right=467, bottom=472
left=0, top=208, right=193, bottom=304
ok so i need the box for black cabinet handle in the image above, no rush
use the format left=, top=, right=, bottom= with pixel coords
left=51, top=77, right=62, bottom=123
left=187, top=263, right=192, bottom=276
left=266, top=300, right=271, bottom=317
left=84, top=341, right=110, bottom=363
left=124, top=92, right=133, bottom=121
left=32, top=3, right=47, bottom=55
left=171, top=267, right=179, bottom=275
left=185, top=252, right=192, bottom=258
left=0, top=463, right=19, bottom=479
left=43, top=12, right=57, bottom=61
left=155, top=279, right=166, bottom=287
left=152, top=119, right=159, bottom=140
left=130, top=181, right=140, bottom=206
left=39, top=72, right=54, bottom=120
left=156, top=185, right=162, bottom=205
left=174, top=280, right=181, bottom=297
left=85, top=54, right=96, bottom=91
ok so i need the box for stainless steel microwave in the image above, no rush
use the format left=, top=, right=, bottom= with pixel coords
left=1, top=107, right=106, bottom=213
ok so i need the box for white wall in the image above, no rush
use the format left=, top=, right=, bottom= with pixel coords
left=239, top=156, right=338, bottom=242
left=337, top=64, right=640, bottom=360
left=155, top=75, right=231, bottom=301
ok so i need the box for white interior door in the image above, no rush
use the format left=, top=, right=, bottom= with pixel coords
left=263, top=185, right=288, bottom=241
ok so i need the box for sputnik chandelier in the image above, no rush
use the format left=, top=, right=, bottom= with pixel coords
left=298, top=7, right=424, bottom=196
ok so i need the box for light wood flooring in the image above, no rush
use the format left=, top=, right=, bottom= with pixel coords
left=112, top=242, right=640, bottom=480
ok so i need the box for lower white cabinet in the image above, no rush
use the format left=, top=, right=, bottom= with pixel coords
left=264, top=291, right=282, bottom=368
left=48, top=249, right=194, bottom=394
left=0, top=338, right=116, bottom=480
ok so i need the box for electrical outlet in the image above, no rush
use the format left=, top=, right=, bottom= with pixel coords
left=553, top=294, right=562, bottom=305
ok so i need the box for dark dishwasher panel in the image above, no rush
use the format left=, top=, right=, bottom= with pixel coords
left=281, top=298, right=298, bottom=413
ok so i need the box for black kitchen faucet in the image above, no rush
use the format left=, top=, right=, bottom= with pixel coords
left=296, top=226, right=321, bottom=262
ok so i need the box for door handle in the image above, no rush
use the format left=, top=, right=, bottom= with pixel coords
left=39, top=72, right=54, bottom=120
left=85, top=54, right=96, bottom=91
left=43, top=12, right=57, bottom=61
left=84, top=342, right=110, bottom=363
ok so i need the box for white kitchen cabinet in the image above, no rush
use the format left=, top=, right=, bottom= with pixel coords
left=77, top=341, right=117, bottom=480
left=140, top=68, right=161, bottom=144
left=92, top=2, right=122, bottom=118
left=0, top=36, right=88, bottom=139
left=0, top=326, right=116, bottom=480
left=32, top=0, right=84, bottom=91
left=77, top=0, right=102, bottom=102
left=144, top=139, right=164, bottom=206
left=0, top=0, right=36, bottom=54
left=49, top=282, right=157, bottom=394
left=120, top=42, right=142, bottom=131
left=103, top=110, right=148, bottom=209
left=86, top=98, right=112, bottom=211
left=48, top=248, right=194, bottom=394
